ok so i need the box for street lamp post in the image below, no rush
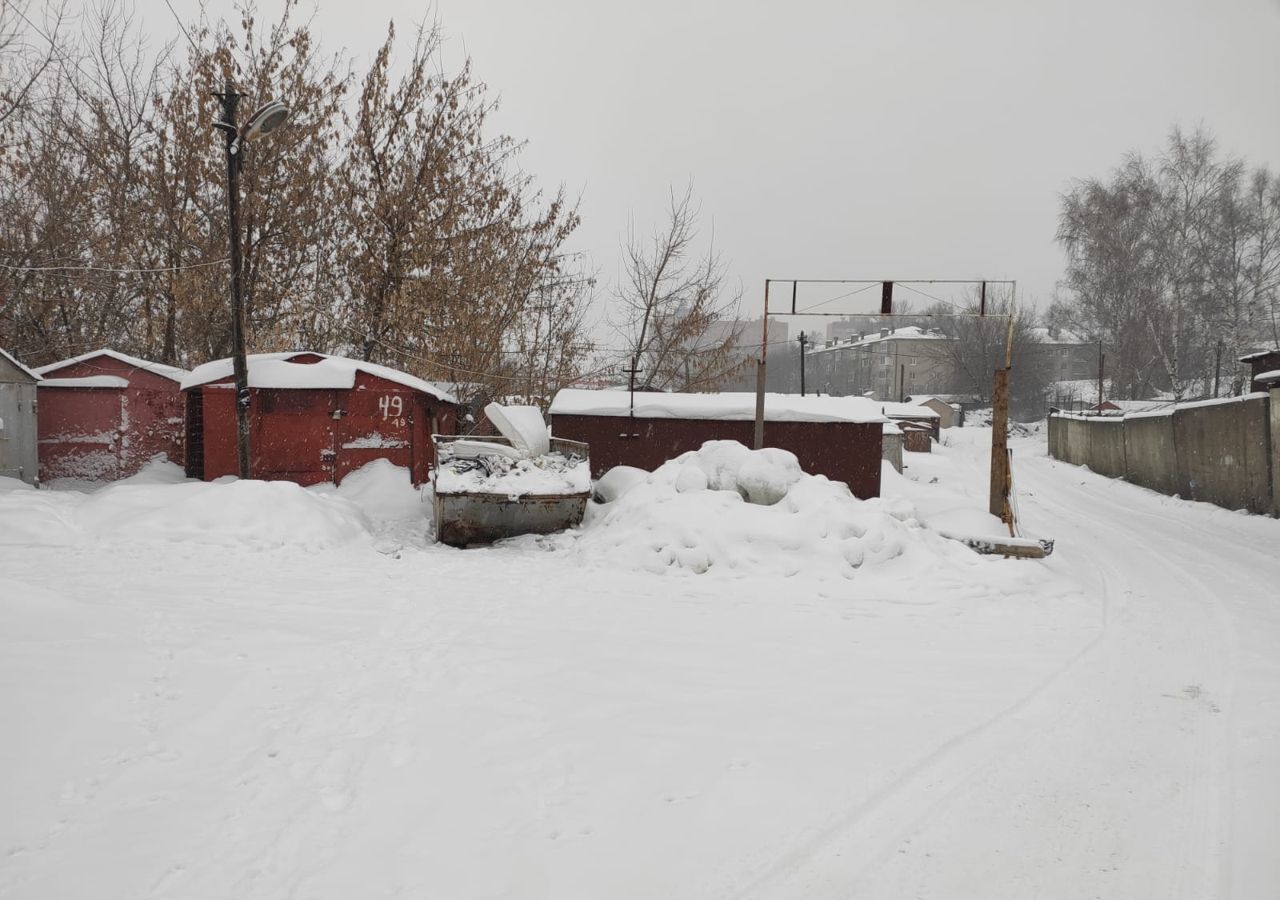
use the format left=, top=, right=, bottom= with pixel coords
left=213, top=81, right=291, bottom=479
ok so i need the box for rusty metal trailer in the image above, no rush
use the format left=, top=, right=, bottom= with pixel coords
left=431, top=435, right=590, bottom=547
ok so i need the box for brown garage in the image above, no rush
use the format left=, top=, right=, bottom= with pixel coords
left=548, top=390, right=887, bottom=499
left=34, top=349, right=187, bottom=482
left=181, top=352, right=460, bottom=486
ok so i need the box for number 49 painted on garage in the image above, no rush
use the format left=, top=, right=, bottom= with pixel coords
left=378, top=395, right=405, bottom=425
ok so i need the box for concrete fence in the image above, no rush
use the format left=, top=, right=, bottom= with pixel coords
left=1047, top=390, right=1278, bottom=516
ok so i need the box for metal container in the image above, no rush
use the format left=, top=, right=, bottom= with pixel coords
left=431, top=435, right=590, bottom=547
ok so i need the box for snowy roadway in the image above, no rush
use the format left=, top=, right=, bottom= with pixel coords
left=1, top=432, right=1277, bottom=899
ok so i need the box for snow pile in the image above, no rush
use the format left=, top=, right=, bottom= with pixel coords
left=323, top=458, right=422, bottom=521
left=663, top=440, right=802, bottom=505
left=80, top=480, right=370, bottom=549
left=0, top=475, right=34, bottom=492
left=0, top=475, right=371, bottom=550
left=555, top=440, right=975, bottom=578
left=312, top=459, right=426, bottom=554
left=592, top=465, right=649, bottom=503
left=116, top=457, right=188, bottom=486
left=434, top=451, right=590, bottom=498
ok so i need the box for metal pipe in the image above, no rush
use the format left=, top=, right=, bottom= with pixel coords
left=754, top=280, right=770, bottom=449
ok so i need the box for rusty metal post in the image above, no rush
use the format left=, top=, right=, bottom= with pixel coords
left=990, top=290, right=1017, bottom=526
left=989, top=367, right=1010, bottom=521
left=754, top=280, right=770, bottom=449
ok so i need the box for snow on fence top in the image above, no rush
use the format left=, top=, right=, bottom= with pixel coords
left=34, top=348, right=187, bottom=382
left=181, top=352, right=457, bottom=403
left=1052, top=392, right=1271, bottom=422
left=0, top=347, right=41, bottom=381
left=38, top=376, right=129, bottom=389
left=548, top=389, right=887, bottom=424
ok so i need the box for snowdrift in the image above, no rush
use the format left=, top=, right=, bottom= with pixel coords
left=544, top=441, right=982, bottom=578
left=0, top=459, right=424, bottom=551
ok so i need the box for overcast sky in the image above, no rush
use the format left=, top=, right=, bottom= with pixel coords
left=139, top=0, right=1280, bottom=328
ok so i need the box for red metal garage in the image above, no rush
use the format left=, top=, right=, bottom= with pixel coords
left=548, top=390, right=887, bottom=499
left=34, top=349, right=187, bottom=482
left=181, top=352, right=459, bottom=486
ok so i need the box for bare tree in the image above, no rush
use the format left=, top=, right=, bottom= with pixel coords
left=613, top=185, right=745, bottom=392
left=925, top=288, right=1055, bottom=419
left=1056, top=126, right=1280, bottom=400
left=0, top=0, right=63, bottom=127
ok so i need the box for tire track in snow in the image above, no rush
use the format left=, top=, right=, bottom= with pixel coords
left=1018, top=451, right=1279, bottom=899
left=1008, top=460, right=1234, bottom=899
left=720, top=553, right=1113, bottom=897
left=723, top=440, right=1248, bottom=900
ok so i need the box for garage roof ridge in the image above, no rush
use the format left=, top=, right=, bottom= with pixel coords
left=0, top=347, right=41, bottom=381
left=34, top=348, right=188, bottom=382
left=180, top=351, right=457, bottom=404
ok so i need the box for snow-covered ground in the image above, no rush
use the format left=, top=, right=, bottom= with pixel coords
left=1, top=432, right=1277, bottom=899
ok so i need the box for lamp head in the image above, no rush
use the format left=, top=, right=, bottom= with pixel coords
left=241, top=100, right=291, bottom=142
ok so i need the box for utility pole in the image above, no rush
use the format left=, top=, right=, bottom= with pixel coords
left=215, top=81, right=251, bottom=479
left=624, top=355, right=643, bottom=439
left=753, top=281, right=770, bottom=449
left=797, top=330, right=808, bottom=396
left=1097, top=339, right=1105, bottom=408
left=1213, top=339, right=1223, bottom=397
left=989, top=308, right=1017, bottom=530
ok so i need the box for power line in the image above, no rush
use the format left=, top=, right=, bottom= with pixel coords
left=895, top=280, right=967, bottom=312
left=0, top=258, right=230, bottom=275
left=794, top=281, right=879, bottom=314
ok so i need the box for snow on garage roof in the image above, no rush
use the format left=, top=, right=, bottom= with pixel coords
left=549, top=389, right=887, bottom=424
left=181, top=352, right=456, bottom=403
left=0, top=347, right=41, bottom=381
left=34, top=348, right=187, bottom=382
left=1239, top=348, right=1280, bottom=362
left=879, top=401, right=941, bottom=419
left=38, top=376, right=129, bottom=389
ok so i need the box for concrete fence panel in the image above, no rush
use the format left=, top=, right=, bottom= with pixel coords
left=1123, top=413, right=1180, bottom=496
left=1273, top=387, right=1280, bottom=516
left=1066, top=416, right=1093, bottom=469
left=1086, top=418, right=1127, bottom=478
left=1048, top=392, right=1274, bottom=516
left=1173, top=395, right=1272, bottom=514
left=1053, top=416, right=1083, bottom=467
left=1047, top=415, right=1064, bottom=462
